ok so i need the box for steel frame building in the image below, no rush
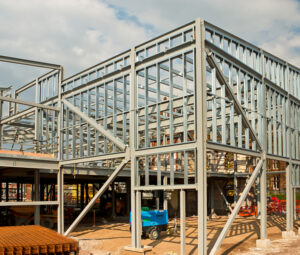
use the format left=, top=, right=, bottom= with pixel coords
left=0, top=18, right=300, bottom=255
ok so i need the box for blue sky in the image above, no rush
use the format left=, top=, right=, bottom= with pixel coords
left=0, top=0, right=300, bottom=89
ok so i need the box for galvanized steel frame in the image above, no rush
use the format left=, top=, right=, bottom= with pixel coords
left=0, top=18, right=300, bottom=255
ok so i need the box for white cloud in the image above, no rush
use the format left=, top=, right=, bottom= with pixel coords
left=108, top=0, right=300, bottom=66
left=0, top=0, right=153, bottom=86
left=0, top=0, right=300, bottom=89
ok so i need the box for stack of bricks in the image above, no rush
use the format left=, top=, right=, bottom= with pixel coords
left=0, top=225, right=78, bottom=255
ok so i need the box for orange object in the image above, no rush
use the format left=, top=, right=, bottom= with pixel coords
left=239, top=205, right=257, bottom=217
left=0, top=150, right=55, bottom=158
left=0, top=225, right=78, bottom=255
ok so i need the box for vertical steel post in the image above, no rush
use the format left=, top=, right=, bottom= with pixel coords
left=57, top=167, right=64, bottom=234
left=286, top=63, right=294, bottom=233
left=234, top=155, right=238, bottom=205
left=286, top=164, right=293, bottom=231
left=112, top=182, right=116, bottom=218
left=210, top=181, right=215, bottom=216
left=163, top=176, right=168, bottom=210
left=34, top=78, right=39, bottom=152
left=260, top=158, right=267, bottom=238
left=136, top=191, right=142, bottom=248
left=34, top=169, right=40, bottom=225
left=195, top=18, right=207, bottom=255
left=130, top=48, right=139, bottom=248
left=260, top=51, right=267, bottom=239
left=57, top=67, right=64, bottom=234
left=180, top=189, right=186, bottom=255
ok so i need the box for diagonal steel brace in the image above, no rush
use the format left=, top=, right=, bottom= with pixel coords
left=209, top=159, right=263, bottom=255
left=62, top=99, right=126, bottom=151
left=65, top=155, right=130, bottom=235
left=206, top=50, right=263, bottom=151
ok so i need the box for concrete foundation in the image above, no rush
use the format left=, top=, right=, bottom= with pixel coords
left=256, top=239, right=271, bottom=249
left=282, top=231, right=296, bottom=239
left=124, top=245, right=152, bottom=253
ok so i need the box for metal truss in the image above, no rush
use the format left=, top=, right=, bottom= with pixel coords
left=0, top=17, right=300, bottom=255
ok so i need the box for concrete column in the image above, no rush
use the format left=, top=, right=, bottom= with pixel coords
left=34, top=170, right=40, bottom=225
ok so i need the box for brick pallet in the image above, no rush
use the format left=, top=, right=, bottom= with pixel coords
left=0, top=225, right=78, bottom=255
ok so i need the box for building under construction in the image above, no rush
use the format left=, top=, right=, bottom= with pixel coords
left=0, top=18, right=300, bottom=255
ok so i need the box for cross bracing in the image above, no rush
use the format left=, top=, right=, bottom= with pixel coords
left=0, top=18, right=300, bottom=255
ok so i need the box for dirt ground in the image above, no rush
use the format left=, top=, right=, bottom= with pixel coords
left=71, top=215, right=300, bottom=255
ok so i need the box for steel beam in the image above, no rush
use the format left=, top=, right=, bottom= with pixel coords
left=207, top=142, right=261, bottom=158
left=64, top=157, right=129, bottom=235
left=0, top=156, right=58, bottom=169
left=0, top=96, right=59, bottom=111
left=134, top=184, right=196, bottom=191
left=62, top=99, right=126, bottom=151
left=135, top=143, right=196, bottom=157
left=60, top=152, right=127, bottom=166
left=0, top=107, right=35, bottom=125
left=0, top=55, right=61, bottom=70
left=0, top=201, right=59, bottom=206
left=209, top=159, right=263, bottom=255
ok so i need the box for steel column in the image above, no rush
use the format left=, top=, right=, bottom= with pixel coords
left=57, top=167, right=64, bottom=234
left=129, top=48, right=139, bottom=248
left=180, top=189, right=186, bottom=255
left=286, top=164, right=293, bottom=231
left=34, top=169, right=40, bottom=225
left=259, top=51, right=267, bottom=239
left=195, top=18, right=207, bottom=255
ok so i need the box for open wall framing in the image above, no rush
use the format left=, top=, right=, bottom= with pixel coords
left=0, top=18, right=300, bottom=255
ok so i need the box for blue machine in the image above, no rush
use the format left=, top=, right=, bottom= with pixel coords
left=130, top=209, right=168, bottom=240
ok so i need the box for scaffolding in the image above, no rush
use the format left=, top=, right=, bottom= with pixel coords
left=0, top=18, right=300, bottom=255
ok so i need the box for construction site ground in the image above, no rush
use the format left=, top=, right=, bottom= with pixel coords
left=71, top=215, right=300, bottom=255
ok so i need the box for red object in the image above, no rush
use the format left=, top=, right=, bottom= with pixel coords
left=267, top=197, right=283, bottom=214
left=239, top=205, right=257, bottom=217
